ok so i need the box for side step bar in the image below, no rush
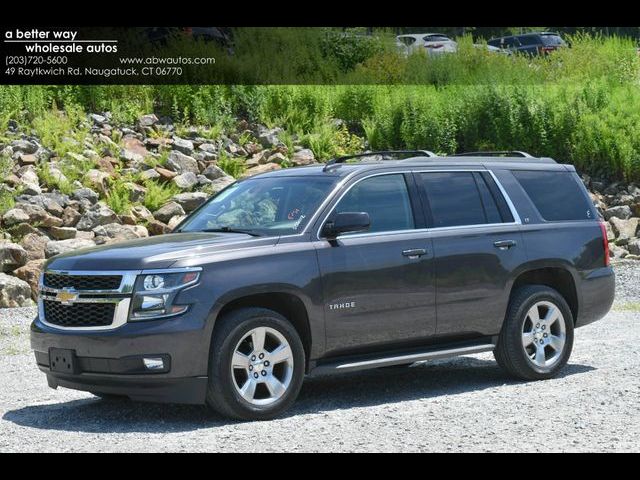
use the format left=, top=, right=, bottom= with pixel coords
left=310, top=342, right=496, bottom=375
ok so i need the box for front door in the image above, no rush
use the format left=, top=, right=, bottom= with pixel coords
left=314, top=173, right=436, bottom=356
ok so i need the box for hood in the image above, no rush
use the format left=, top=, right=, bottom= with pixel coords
left=46, top=232, right=279, bottom=271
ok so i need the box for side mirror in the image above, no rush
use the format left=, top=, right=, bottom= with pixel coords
left=322, top=212, right=370, bottom=239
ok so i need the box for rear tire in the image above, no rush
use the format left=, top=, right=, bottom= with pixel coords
left=206, top=308, right=305, bottom=420
left=494, top=285, right=574, bottom=380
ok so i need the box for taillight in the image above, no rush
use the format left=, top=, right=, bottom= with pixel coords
left=539, top=46, right=555, bottom=54
left=599, top=221, right=610, bottom=267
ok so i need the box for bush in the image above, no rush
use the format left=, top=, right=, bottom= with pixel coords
left=143, top=181, right=181, bottom=212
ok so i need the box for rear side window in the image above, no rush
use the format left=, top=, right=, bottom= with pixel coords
left=420, top=172, right=511, bottom=228
left=423, top=35, right=450, bottom=42
left=517, top=35, right=540, bottom=46
left=512, top=170, right=592, bottom=221
left=541, top=34, right=565, bottom=46
left=335, top=174, right=414, bottom=233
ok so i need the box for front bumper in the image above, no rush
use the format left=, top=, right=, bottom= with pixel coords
left=30, top=308, right=214, bottom=404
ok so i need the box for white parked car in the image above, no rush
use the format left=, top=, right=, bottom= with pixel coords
left=396, top=33, right=457, bottom=56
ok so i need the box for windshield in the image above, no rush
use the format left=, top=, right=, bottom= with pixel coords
left=178, top=176, right=338, bottom=236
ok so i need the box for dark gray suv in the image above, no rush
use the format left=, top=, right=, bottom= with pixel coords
left=30, top=151, right=615, bottom=420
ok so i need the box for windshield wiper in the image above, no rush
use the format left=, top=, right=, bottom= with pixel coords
left=199, top=227, right=264, bottom=237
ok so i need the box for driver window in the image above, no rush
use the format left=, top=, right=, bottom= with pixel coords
left=334, top=174, right=414, bottom=234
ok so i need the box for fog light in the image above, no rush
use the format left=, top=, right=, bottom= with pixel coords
left=143, top=357, right=165, bottom=370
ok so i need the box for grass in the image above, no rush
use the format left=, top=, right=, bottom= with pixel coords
left=218, top=151, right=247, bottom=178
left=143, top=180, right=181, bottom=212
left=106, top=180, right=134, bottom=215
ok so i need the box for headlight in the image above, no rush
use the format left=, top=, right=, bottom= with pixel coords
left=129, top=268, right=201, bottom=320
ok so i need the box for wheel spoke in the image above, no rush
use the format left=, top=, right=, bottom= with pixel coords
left=264, top=374, right=286, bottom=398
left=232, top=352, right=250, bottom=369
left=549, top=334, right=565, bottom=352
left=269, top=344, right=292, bottom=364
left=522, top=331, right=535, bottom=348
left=239, top=378, right=257, bottom=401
left=251, top=327, right=266, bottom=353
left=527, top=305, right=540, bottom=323
left=544, top=307, right=560, bottom=327
left=534, top=344, right=546, bottom=366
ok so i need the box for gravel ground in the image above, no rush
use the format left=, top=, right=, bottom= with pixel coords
left=0, top=263, right=638, bottom=452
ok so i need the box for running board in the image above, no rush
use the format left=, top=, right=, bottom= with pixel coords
left=310, top=343, right=496, bottom=375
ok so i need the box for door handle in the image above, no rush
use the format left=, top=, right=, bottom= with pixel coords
left=402, top=248, right=427, bottom=259
left=494, top=240, right=517, bottom=250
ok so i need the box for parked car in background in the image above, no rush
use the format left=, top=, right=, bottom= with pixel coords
left=488, top=32, right=567, bottom=56
left=473, top=43, right=511, bottom=55
left=396, top=33, right=457, bottom=56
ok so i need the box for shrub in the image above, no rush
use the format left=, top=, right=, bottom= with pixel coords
left=143, top=181, right=181, bottom=212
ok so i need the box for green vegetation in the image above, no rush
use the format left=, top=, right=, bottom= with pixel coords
left=143, top=180, right=180, bottom=212
left=106, top=180, right=134, bottom=215
left=218, top=152, right=247, bottom=178
left=0, top=33, right=639, bottom=180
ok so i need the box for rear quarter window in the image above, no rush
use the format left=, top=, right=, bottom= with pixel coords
left=512, top=170, right=593, bottom=221
left=541, top=34, right=565, bottom=46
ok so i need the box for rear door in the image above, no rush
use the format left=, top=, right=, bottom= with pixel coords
left=416, top=170, right=526, bottom=337
left=314, top=172, right=436, bottom=355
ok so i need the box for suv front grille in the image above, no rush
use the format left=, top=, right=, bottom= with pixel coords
left=42, top=300, right=116, bottom=328
left=44, top=273, right=122, bottom=291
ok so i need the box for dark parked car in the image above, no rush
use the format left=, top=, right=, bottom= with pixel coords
left=31, top=150, right=615, bottom=420
left=488, top=32, right=567, bottom=56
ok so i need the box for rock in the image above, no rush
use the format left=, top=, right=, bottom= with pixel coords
left=173, top=172, right=198, bottom=190
left=61, top=206, right=81, bottom=227
left=92, top=223, right=148, bottom=243
left=257, top=126, right=283, bottom=148
left=83, top=169, right=110, bottom=195
left=267, top=152, right=288, bottom=164
left=628, top=239, right=640, bottom=256
left=11, top=223, right=42, bottom=238
left=610, top=217, right=639, bottom=245
left=71, top=187, right=99, bottom=205
left=172, top=192, right=208, bottom=212
left=121, top=136, right=149, bottom=164
left=243, top=163, right=281, bottom=177
left=18, top=153, right=38, bottom=166
left=14, top=259, right=46, bottom=299
left=45, top=238, right=95, bottom=258
left=604, top=205, right=632, bottom=221
left=96, top=156, right=117, bottom=173
left=8, top=204, right=62, bottom=227
left=140, top=168, right=161, bottom=181
left=155, top=167, right=178, bottom=180
left=76, top=204, right=119, bottom=231
left=131, top=205, right=154, bottom=223
left=246, top=151, right=266, bottom=167
left=2, top=208, right=30, bottom=226
left=167, top=151, right=199, bottom=174
left=75, top=230, right=95, bottom=240
left=48, top=226, right=77, bottom=240
left=168, top=215, right=186, bottom=230
left=123, top=182, right=146, bottom=202
left=153, top=202, right=185, bottom=223
left=609, top=243, right=628, bottom=259
left=172, top=137, right=195, bottom=155
left=138, top=114, right=159, bottom=128
left=11, top=139, right=38, bottom=154
left=20, top=233, right=48, bottom=261
left=202, top=164, right=227, bottom=180
left=604, top=221, right=615, bottom=242
left=21, top=194, right=64, bottom=217
left=292, top=148, right=315, bottom=166
left=0, top=273, right=34, bottom=307
left=147, top=219, right=172, bottom=236
left=0, top=241, right=28, bottom=272
left=21, top=182, right=42, bottom=196
left=199, top=143, right=218, bottom=154
left=90, top=113, right=107, bottom=125
left=17, top=166, right=39, bottom=185
left=207, top=176, right=236, bottom=194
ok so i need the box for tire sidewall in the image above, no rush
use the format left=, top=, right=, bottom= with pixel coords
left=511, top=289, right=574, bottom=377
left=211, top=312, right=305, bottom=419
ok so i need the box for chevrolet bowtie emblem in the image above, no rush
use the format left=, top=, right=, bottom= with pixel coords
left=55, top=291, right=78, bottom=305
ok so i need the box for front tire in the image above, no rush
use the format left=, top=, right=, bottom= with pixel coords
left=494, top=285, right=574, bottom=380
left=206, top=308, right=305, bottom=420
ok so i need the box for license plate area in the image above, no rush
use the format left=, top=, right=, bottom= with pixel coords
left=49, top=348, right=78, bottom=374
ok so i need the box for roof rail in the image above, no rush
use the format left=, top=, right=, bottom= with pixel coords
left=453, top=150, right=534, bottom=158
left=323, top=150, right=436, bottom=171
